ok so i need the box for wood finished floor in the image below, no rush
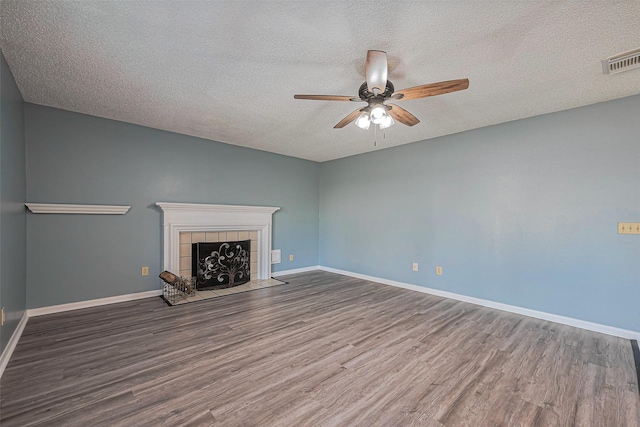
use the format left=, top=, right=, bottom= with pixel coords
left=1, top=271, right=639, bottom=426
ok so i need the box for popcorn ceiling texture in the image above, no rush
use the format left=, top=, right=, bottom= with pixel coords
left=1, top=1, right=639, bottom=162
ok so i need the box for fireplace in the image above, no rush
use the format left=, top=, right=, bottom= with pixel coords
left=157, top=203, right=280, bottom=281
left=192, top=240, right=251, bottom=290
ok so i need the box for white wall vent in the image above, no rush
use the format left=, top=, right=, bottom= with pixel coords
left=602, top=48, right=640, bottom=74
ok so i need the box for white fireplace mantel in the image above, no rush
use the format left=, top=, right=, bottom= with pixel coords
left=156, top=202, right=280, bottom=280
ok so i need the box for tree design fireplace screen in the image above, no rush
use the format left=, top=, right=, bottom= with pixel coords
left=192, top=240, right=250, bottom=290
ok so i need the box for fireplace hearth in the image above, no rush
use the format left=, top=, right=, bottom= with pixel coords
left=192, top=240, right=251, bottom=290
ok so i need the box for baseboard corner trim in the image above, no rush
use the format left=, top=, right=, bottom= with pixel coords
left=318, top=266, right=640, bottom=341
left=631, top=340, right=640, bottom=396
left=0, top=311, right=29, bottom=379
left=27, top=289, right=163, bottom=317
left=271, top=265, right=320, bottom=277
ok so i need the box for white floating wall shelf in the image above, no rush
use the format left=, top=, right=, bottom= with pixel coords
left=25, top=203, right=131, bottom=215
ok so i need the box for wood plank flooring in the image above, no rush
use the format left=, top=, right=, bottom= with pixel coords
left=1, top=271, right=638, bottom=426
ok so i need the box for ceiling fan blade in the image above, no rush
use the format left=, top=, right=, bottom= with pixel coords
left=366, top=50, right=388, bottom=95
left=391, top=79, right=469, bottom=101
left=334, top=108, right=364, bottom=129
left=388, top=104, right=420, bottom=127
left=294, top=95, right=355, bottom=101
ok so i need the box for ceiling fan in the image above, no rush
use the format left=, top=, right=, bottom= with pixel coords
left=294, top=50, right=469, bottom=130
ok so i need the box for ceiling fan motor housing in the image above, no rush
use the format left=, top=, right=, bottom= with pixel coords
left=358, top=81, right=395, bottom=102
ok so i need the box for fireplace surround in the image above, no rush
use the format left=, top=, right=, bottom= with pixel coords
left=157, top=203, right=280, bottom=281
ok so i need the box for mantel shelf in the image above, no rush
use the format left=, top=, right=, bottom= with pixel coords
left=25, top=203, right=131, bottom=215
left=156, top=202, right=279, bottom=215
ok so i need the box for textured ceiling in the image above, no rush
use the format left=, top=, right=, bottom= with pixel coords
left=1, top=1, right=639, bottom=162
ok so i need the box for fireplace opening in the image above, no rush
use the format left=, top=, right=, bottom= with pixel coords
left=192, top=240, right=251, bottom=290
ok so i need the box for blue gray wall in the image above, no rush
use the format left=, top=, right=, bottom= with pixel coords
left=0, top=50, right=27, bottom=354
left=17, top=82, right=640, bottom=333
left=25, top=105, right=319, bottom=308
left=319, top=95, right=640, bottom=332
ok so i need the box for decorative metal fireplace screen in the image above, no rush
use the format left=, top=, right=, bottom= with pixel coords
left=192, top=240, right=251, bottom=290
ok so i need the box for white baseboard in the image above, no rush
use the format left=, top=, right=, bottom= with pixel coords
left=27, top=289, right=162, bottom=317
left=318, top=266, right=640, bottom=341
left=271, top=265, right=321, bottom=277
left=0, top=311, right=29, bottom=379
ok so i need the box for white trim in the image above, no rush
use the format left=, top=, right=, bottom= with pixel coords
left=156, top=202, right=280, bottom=280
left=318, top=266, right=640, bottom=341
left=271, top=265, right=321, bottom=277
left=156, top=202, right=279, bottom=215
left=27, top=290, right=161, bottom=317
left=0, top=312, right=28, bottom=379
left=25, top=203, right=130, bottom=214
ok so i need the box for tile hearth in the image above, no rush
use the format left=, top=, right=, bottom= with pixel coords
left=167, top=277, right=285, bottom=305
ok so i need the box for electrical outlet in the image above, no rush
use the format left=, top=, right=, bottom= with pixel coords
left=289, top=254, right=294, bottom=261
left=412, top=263, right=419, bottom=271
left=436, top=266, right=442, bottom=276
left=141, top=266, right=149, bottom=276
left=618, top=222, right=640, bottom=235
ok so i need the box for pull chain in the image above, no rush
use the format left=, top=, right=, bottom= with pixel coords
left=372, top=125, right=386, bottom=146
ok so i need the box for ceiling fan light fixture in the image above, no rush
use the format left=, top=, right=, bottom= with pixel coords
left=378, top=114, right=395, bottom=130
left=354, top=112, right=371, bottom=130
left=370, top=105, right=387, bottom=125
left=294, top=50, right=469, bottom=131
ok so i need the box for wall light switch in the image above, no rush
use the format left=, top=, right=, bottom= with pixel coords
left=436, top=266, right=443, bottom=276
left=412, top=263, right=419, bottom=271
left=618, top=222, right=640, bottom=235
left=141, top=266, right=149, bottom=276
left=271, top=249, right=281, bottom=264
left=1, top=307, right=4, bottom=326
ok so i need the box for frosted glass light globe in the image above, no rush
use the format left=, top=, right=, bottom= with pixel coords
left=370, top=105, right=387, bottom=125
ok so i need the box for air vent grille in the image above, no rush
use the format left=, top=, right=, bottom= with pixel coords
left=602, top=48, right=640, bottom=74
